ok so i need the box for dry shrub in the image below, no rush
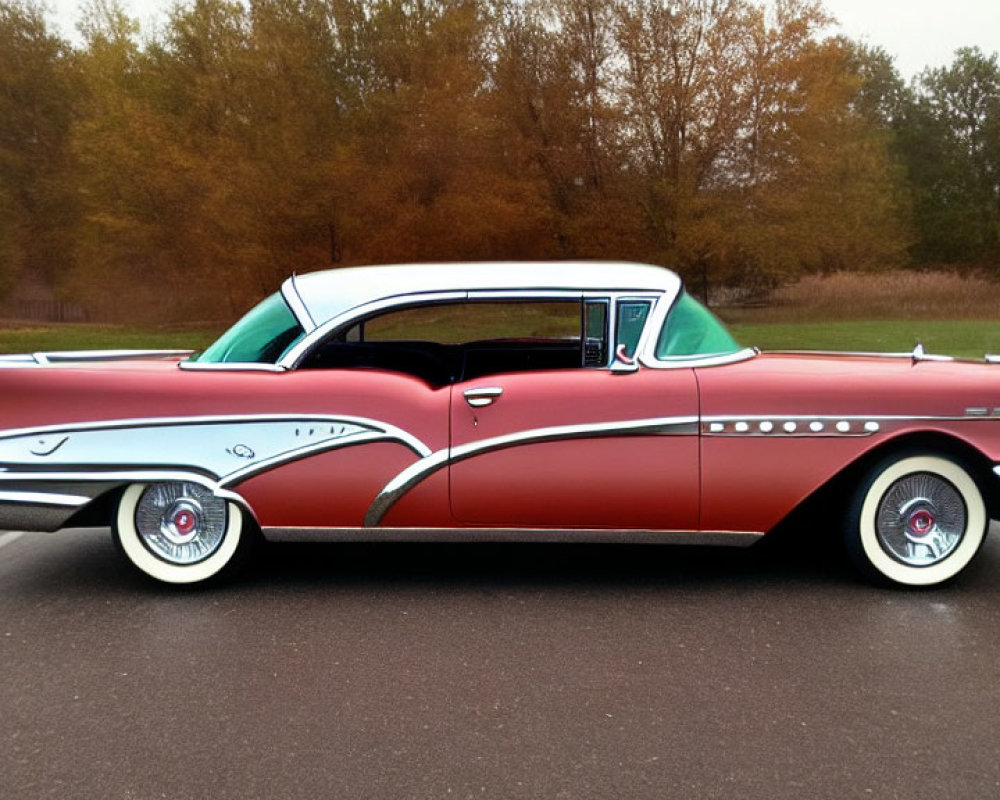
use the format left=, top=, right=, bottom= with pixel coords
left=720, top=271, right=1000, bottom=323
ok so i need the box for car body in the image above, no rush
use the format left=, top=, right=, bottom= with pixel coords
left=1, top=261, right=999, bottom=586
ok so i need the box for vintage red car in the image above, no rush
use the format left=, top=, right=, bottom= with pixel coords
left=1, top=261, right=998, bottom=586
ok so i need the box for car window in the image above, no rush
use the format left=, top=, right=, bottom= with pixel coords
left=615, top=300, right=652, bottom=359
left=360, top=301, right=580, bottom=343
left=195, top=292, right=305, bottom=364
left=655, top=291, right=741, bottom=359
left=300, top=299, right=599, bottom=383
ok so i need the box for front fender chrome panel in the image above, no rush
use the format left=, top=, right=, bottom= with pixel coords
left=0, top=414, right=432, bottom=531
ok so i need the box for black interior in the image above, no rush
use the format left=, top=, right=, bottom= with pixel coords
left=298, top=339, right=583, bottom=386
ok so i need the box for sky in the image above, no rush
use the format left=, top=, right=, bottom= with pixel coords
left=821, top=0, right=1000, bottom=78
left=46, top=0, right=1000, bottom=81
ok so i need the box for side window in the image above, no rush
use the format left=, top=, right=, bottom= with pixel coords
left=615, top=300, right=651, bottom=360
left=361, top=301, right=579, bottom=344
left=301, top=299, right=607, bottom=383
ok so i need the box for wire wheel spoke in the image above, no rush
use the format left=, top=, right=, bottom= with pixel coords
left=876, top=472, right=966, bottom=567
left=134, top=482, right=228, bottom=565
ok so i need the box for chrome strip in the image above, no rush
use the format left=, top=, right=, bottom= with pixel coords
left=0, top=490, right=90, bottom=507
left=263, top=526, right=764, bottom=546
left=0, top=350, right=194, bottom=368
left=994, top=465, right=1000, bottom=479
left=467, top=290, right=584, bottom=301
left=42, top=349, right=194, bottom=362
left=703, top=413, right=1000, bottom=423
left=218, top=431, right=402, bottom=487
left=0, top=415, right=432, bottom=497
left=283, top=274, right=317, bottom=332
left=364, top=416, right=698, bottom=527
left=0, top=413, right=431, bottom=458
left=178, top=361, right=287, bottom=373
left=639, top=348, right=758, bottom=370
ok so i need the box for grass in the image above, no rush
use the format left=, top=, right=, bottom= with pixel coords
left=715, top=270, right=1000, bottom=359
left=728, top=320, right=1000, bottom=360
left=0, top=325, right=220, bottom=354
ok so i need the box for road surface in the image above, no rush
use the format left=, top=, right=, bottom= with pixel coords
left=3, top=526, right=1000, bottom=799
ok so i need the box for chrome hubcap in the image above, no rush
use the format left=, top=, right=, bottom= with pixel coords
left=135, top=483, right=227, bottom=564
left=876, top=473, right=966, bottom=566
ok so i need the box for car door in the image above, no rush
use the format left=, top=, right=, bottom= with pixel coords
left=449, top=297, right=700, bottom=530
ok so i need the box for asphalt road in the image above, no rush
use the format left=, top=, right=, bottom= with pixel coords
left=3, top=525, right=1000, bottom=800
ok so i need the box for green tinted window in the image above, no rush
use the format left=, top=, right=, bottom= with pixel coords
left=196, top=292, right=304, bottom=364
left=656, top=292, right=740, bottom=359
left=616, top=301, right=651, bottom=358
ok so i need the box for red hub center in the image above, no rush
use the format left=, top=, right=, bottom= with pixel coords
left=173, top=509, right=197, bottom=536
left=907, top=509, right=935, bottom=537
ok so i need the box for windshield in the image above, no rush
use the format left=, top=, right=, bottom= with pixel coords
left=195, top=292, right=305, bottom=364
left=656, top=291, right=741, bottom=359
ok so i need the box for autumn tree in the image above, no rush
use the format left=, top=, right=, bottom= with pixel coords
left=0, top=0, right=77, bottom=296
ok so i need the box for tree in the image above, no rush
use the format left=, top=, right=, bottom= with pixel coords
left=0, top=0, right=77, bottom=296
left=901, top=48, right=1000, bottom=265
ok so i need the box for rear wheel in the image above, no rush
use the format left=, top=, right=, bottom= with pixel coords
left=845, top=454, right=988, bottom=587
left=113, top=482, right=256, bottom=584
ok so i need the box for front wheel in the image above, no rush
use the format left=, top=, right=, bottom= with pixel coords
left=845, top=454, right=988, bottom=587
left=114, top=482, right=256, bottom=584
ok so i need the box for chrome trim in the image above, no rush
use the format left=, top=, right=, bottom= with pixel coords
left=218, top=430, right=400, bottom=487
left=364, top=416, right=698, bottom=527
left=282, top=274, right=317, bottom=332
left=701, top=413, right=1000, bottom=438
left=263, top=526, right=764, bottom=546
left=0, top=349, right=194, bottom=368
left=765, top=348, right=958, bottom=362
left=0, top=490, right=90, bottom=507
left=467, top=290, right=584, bottom=301
left=42, top=349, right=193, bottom=362
left=639, top=348, right=758, bottom=370
left=463, top=386, right=503, bottom=408
left=0, top=415, right=432, bottom=494
left=0, top=413, right=431, bottom=458
left=993, top=465, right=1000, bottom=479
left=178, top=361, right=287, bottom=372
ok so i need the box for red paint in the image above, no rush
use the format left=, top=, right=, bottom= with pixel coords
left=3, top=350, right=1000, bottom=537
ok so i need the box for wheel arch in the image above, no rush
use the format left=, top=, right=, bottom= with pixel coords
left=769, top=429, right=1000, bottom=541
left=61, top=480, right=262, bottom=532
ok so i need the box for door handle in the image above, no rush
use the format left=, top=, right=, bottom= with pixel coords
left=464, top=386, right=503, bottom=408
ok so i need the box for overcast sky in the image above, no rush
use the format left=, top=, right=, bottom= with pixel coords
left=822, top=0, right=1000, bottom=78
left=46, top=0, right=1000, bottom=81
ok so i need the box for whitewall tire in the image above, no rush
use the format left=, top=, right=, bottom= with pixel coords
left=114, top=482, right=253, bottom=584
left=846, top=454, right=988, bottom=587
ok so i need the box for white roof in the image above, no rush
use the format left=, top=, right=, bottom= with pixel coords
left=284, top=261, right=682, bottom=330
